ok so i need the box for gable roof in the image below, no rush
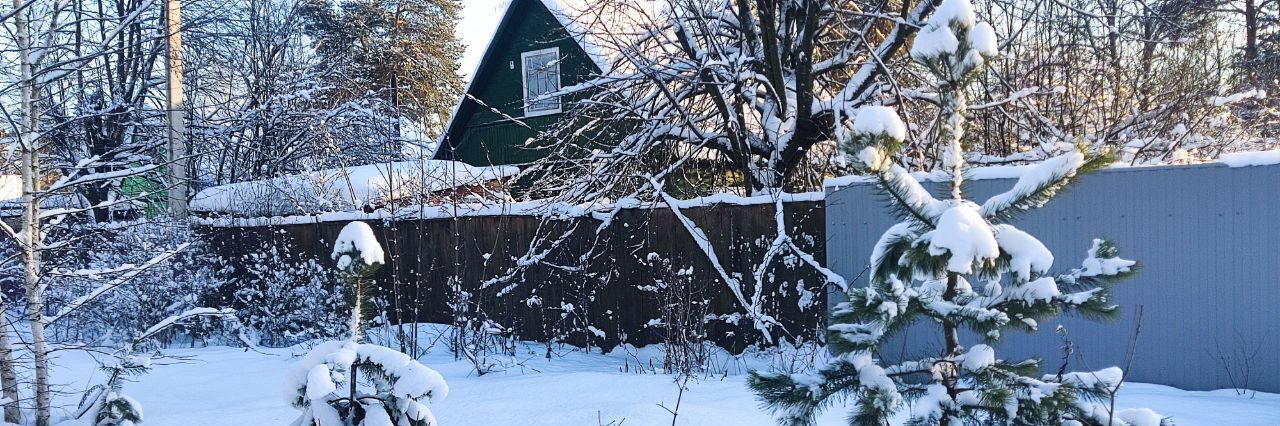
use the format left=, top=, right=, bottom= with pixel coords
left=433, top=0, right=609, bottom=162
left=537, top=0, right=612, bottom=73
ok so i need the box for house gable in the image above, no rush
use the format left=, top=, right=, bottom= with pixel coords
left=434, top=0, right=602, bottom=167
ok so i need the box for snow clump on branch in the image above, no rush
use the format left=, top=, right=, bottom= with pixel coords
left=333, top=221, right=385, bottom=270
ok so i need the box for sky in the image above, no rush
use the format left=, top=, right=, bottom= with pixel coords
left=457, top=0, right=511, bottom=79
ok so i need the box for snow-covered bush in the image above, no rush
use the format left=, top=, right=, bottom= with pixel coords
left=211, top=232, right=347, bottom=347
left=38, top=220, right=346, bottom=349
left=42, top=221, right=223, bottom=347
left=750, top=1, right=1165, bottom=424
left=286, top=222, right=446, bottom=426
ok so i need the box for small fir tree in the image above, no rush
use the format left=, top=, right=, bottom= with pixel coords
left=749, top=1, right=1165, bottom=425
left=331, top=221, right=387, bottom=342
left=287, top=221, right=448, bottom=426
left=68, top=308, right=240, bottom=426
left=74, top=354, right=149, bottom=426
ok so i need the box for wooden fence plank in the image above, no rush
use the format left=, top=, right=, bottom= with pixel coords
left=201, top=201, right=827, bottom=352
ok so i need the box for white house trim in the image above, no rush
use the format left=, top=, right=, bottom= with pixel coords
left=521, top=47, right=562, bottom=117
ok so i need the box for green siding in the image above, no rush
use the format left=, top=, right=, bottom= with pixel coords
left=442, top=0, right=600, bottom=166
left=121, top=164, right=166, bottom=218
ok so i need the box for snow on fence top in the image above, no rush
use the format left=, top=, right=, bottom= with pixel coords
left=189, top=160, right=519, bottom=217
left=191, top=191, right=824, bottom=228
left=1217, top=149, right=1280, bottom=168
left=825, top=149, right=1280, bottom=189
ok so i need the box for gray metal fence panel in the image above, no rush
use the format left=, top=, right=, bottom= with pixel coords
left=826, top=162, right=1280, bottom=392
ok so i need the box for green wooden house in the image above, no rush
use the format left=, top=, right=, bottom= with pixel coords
left=433, top=0, right=608, bottom=167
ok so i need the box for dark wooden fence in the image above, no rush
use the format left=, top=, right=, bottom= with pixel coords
left=201, top=201, right=826, bottom=352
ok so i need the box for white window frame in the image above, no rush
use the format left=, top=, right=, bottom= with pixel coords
left=521, top=47, right=562, bottom=117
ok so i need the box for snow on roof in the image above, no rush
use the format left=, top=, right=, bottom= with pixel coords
left=539, top=0, right=616, bottom=73
left=438, top=0, right=622, bottom=157
left=0, top=192, right=119, bottom=217
left=189, top=160, right=519, bottom=217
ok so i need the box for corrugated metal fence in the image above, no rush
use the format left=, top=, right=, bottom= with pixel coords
left=826, top=162, right=1280, bottom=392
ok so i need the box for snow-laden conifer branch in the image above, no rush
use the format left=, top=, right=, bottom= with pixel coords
left=845, top=109, right=946, bottom=227
left=286, top=341, right=449, bottom=426
left=1049, top=239, right=1139, bottom=320
left=980, top=150, right=1112, bottom=222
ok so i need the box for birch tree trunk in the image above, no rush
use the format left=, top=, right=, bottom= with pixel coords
left=14, top=0, right=50, bottom=422
left=0, top=311, right=18, bottom=423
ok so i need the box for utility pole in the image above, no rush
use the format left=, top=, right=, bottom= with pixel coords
left=165, top=0, right=188, bottom=217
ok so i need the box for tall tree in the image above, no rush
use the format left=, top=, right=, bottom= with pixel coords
left=535, top=0, right=1270, bottom=200
left=183, top=0, right=401, bottom=184
left=299, top=0, right=464, bottom=143
left=38, top=0, right=167, bottom=223
left=535, top=0, right=943, bottom=194
left=964, top=0, right=1262, bottom=167
left=1226, top=0, right=1280, bottom=136
left=1233, top=0, right=1279, bottom=73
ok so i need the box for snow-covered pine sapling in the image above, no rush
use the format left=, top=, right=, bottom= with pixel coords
left=62, top=308, right=240, bottom=426
left=332, top=221, right=387, bottom=342
left=750, top=1, right=1164, bottom=425
left=70, top=355, right=150, bottom=426
left=286, top=221, right=448, bottom=426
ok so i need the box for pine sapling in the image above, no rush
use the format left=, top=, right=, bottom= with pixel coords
left=750, top=1, right=1165, bottom=424
left=286, top=221, right=448, bottom=426
left=78, top=354, right=150, bottom=426
left=65, top=307, right=240, bottom=426
left=332, top=221, right=387, bottom=342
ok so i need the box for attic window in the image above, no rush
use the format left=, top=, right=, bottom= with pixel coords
left=521, top=47, right=561, bottom=116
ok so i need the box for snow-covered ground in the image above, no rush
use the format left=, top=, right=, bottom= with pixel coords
left=46, top=332, right=1280, bottom=425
